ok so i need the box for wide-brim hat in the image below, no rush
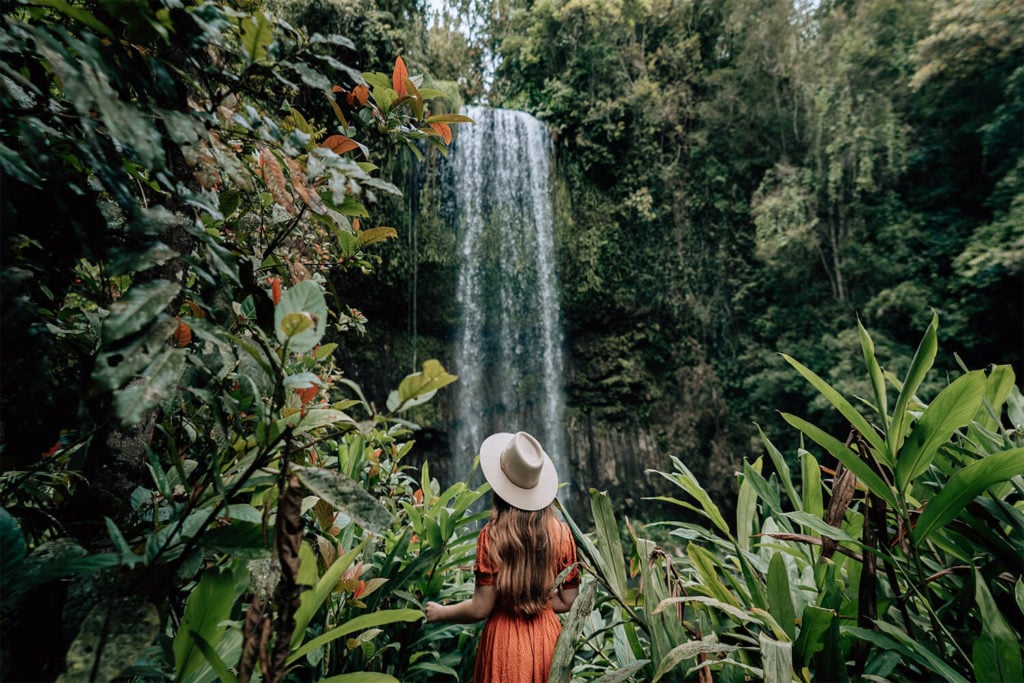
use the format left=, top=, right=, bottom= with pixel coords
left=479, top=431, right=558, bottom=511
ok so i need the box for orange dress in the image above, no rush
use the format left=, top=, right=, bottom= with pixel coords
left=472, top=519, right=580, bottom=683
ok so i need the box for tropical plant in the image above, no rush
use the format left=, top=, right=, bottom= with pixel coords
left=0, top=0, right=473, bottom=680
left=552, top=317, right=1024, bottom=682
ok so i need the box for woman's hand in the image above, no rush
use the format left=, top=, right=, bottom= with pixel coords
left=424, top=601, right=445, bottom=623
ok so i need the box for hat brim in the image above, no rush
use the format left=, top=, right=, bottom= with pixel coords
left=479, top=432, right=559, bottom=511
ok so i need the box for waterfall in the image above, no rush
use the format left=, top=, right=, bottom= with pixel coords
left=448, top=106, right=567, bottom=489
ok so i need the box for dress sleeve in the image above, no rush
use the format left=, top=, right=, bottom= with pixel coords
left=474, top=524, right=497, bottom=586
left=558, top=521, right=580, bottom=589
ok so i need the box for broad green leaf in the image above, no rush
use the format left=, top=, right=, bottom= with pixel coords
left=425, top=113, right=475, bottom=123
left=590, top=489, right=629, bottom=600
left=767, top=553, right=796, bottom=640
left=174, top=568, right=234, bottom=682
left=781, top=413, right=897, bottom=509
left=198, top=522, right=269, bottom=559
left=275, top=280, right=328, bottom=353
left=286, top=609, right=422, bottom=664
left=759, top=632, right=793, bottom=683
left=101, top=279, right=180, bottom=344
left=759, top=426, right=800, bottom=510
left=793, top=605, right=834, bottom=667
left=29, top=0, right=113, bottom=36
left=59, top=595, right=160, bottom=683
left=279, top=312, right=314, bottom=338
left=685, top=544, right=741, bottom=608
left=912, top=449, right=1024, bottom=543
left=845, top=623, right=969, bottom=683
left=182, top=629, right=238, bottom=683
left=94, top=315, right=179, bottom=391
left=387, top=359, right=457, bottom=412
left=973, top=569, right=1023, bottom=682
left=800, top=450, right=823, bottom=518
left=736, top=457, right=760, bottom=552
left=784, top=511, right=861, bottom=544
left=858, top=319, right=889, bottom=429
left=293, top=466, right=392, bottom=535
left=356, top=226, right=398, bottom=247
left=590, top=661, right=651, bottom=683
left=319, top=675, right=399, bottom=683
left=549, top=580, right=598, bottom=681
left=291, top=408, right=357, bottom=434
left=896, top=369, right=986, bottom=491
left=648, top=457, right=731, bottom=535
left=114, top=348, right=188, bottom=425
left=240, top=11, right=272, bottom=64
left=292, top=537, right=370, bottom=649
left=783, top=353, right=892, bottom=466
left=652, top=635, right=735, bottom=683
left=889, top=314, right=938, bottom=454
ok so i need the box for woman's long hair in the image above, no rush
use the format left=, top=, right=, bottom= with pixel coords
left=487, top=495, right=558, bottom=616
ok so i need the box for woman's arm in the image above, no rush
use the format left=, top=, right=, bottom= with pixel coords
left=551, top=585, right=579, bottom=614
left=425, top=584, right=497, bottom=624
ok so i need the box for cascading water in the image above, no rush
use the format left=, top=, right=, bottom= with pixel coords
left=448, top=106, right=567, bottom=488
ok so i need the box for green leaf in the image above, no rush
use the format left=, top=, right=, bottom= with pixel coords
left=759, top=632, right=793, bottom=683
left=889, top=313, right=938, bottom=454
left=286, top=609, right=422, bottom=665
left=0, top=508, right=26, bottom=579
left=784, top=511, right=861, bottom=544
left=425, top=113, right=475, bottom=123
left=183, top=629, right=238, bottom=683
left=685, top=545, right=741, bottom=608
left=648, top=457, right=731, bottom=535
left=912, top=448, right=1024, bottom=543
left=783, top=353, right=892, bottom=467
left=387, top=359, right=457, bottom=412
left=652, top=635, right=734, bottom=682
left=30, top=0, right=113, bottom=37
left=549, top=580, right=598, bottom=681
left=793, top=605, right=834, bottom=667
left=59, top=595, right=160, bottom=683
left=292, top=408, right=357, bottom=434
left=767, top=553, right=796, bottom=640
left=94, top=315, right=179, bottom=391
left=275, top=280, right=327, bottom=353
left=357, top=226, right=398, bottom=247
left=174, top=568, right=235, bottom=682
left=845, top=623, right=970, bottom=683
left=291, top=537, right=370, bottom=650
left=759, top=426, right=800, bottom=510
left=280, top=311, right=315, bottom=337
left=736, top=457, right=760, bottom=552
left=318, top=675, right=399, bottom=683
left=293, top=466, right=392, bottom=535
left=800, top=450, right=823, bottom=518
left=114, top=348, right=188, bottom=425
left=240, top=11, right=273, bottom=64
left=198, top=522, right=270, bottom=559
left=973, top=569, right=1023, bottom=682
left=589, top=489, right=630, bottom=601
left=895, top=369, right=986, bottom=491
left=781, top=413, right=897, bottom=509
left=102, top=280, right=181, bottom=344
left=858, top=319, right=889, bottom=429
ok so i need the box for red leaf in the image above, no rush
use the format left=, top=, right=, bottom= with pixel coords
left=392, top=56, right=408, bottom=97
left=173, top=317, right=192, bottom=348
left=259, top=147, right=296, bottom=215
left=295, top=385, right=318, bottom=406
left=429, top=122, right=452, bottom=145
left=270, top=276, right=282, bottom=305
left=352, top=84, right=369, bottom=106
left=320, top=135, right=359, bottom=155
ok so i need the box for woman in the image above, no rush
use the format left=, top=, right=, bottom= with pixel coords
left=425, top=431, right=580, bottom=682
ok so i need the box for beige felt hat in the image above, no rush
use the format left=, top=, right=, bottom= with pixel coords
left=479, top=431, right=558, bottom=511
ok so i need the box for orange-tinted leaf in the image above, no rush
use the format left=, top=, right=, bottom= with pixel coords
left=352, top=84, right=369, bottom=105
left=185, top=301, right=206, bottom=318
left=260, top=147, right=296, bottom=215
left=392, top=56, right=408, bottom=97
left=320, top=135, right=359, bottom=155
left=331, top=84, right=344, bottom=93
left=357, top=226, right=398, bottom=247
left=426, top=113, right=475, bottom=124
left=270, top=276, right=282, bottom=304
left=295, top=386, right=318, bottom=405
left=282, top=156, right=328, bottom=214
left=352, top=218, right=361, bottom=232
left=429, top=122, right=452, bottom=145
left=173, top=317, right=192, bottom=348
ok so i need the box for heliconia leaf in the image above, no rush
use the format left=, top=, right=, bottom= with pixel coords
left=589, top=489, right=629, bottom=601
left=282, top=156, right=327, bottom=214
left=782, top=353, right=891, bottom=467
left=259, top=147, right=296, bottom=215
left=889, top=313, right=938, bottom=454
left=426, top=113, right=475, bottom=124
left=793, top=605, right=834, bottom=667
left=767, top=553, right=796, bottom=640
left=973, top=569, right=1024, bottom=682
left=895, top=369, right=987, bottom=491
left=911, top=448, right=1024, bottom=543
left=781, top=413, right=898, bottom=509
left=356, top=226, right=398, bottom=248
left=392, top=56, right=408, bottom=97
left=428, top=122, right=452, bottom=145
left=858, top=318, right=889, bottom=429
left=286, top=609, right=422, bottom=665
left=321, top=134, right=359, bottom=155
left=174, top=568, right=235, bottom=682
left=759, top=632, right=794, bottom=683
